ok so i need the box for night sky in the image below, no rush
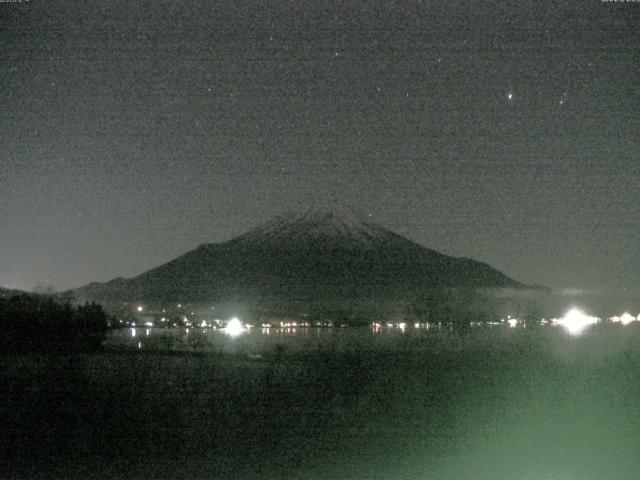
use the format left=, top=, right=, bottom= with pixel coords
left=1, top=1, right=638, bottom=292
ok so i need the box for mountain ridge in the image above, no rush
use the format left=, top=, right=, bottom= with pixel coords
left=71, top=209, right=527, bottom=312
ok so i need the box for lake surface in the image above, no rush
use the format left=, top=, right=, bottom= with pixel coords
left=5, top=322, right=640, bottom=480
left=107, top=323, right=523, bottom=354
left=106, top=321, right=640, bottom=357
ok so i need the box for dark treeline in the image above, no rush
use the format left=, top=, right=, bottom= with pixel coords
left=0, top=294, right=110, bottom=353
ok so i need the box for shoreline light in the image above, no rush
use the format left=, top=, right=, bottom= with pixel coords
left=225, top=317, right=245, bottom=337
left=611, top=312, right=636, bottom=326
left=553, top=308, right=599, bottom=335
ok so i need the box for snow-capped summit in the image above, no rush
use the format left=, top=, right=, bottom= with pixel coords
left=230, top=206, right=395, bottom=250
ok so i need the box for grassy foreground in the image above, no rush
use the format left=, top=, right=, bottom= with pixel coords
left=2, top=326, right=640, bottom=479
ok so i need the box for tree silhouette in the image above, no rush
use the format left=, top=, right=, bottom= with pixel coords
left=0, top=293, right=110, bottom=353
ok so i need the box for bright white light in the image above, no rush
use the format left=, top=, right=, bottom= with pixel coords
left=507, top=92, right=513, bottom=100
left=621, top=313, right=635, bottom=325
left=130, top=328, right=136, bottom=338
left=553, top=308, right=599, bottom=335
left=200, top=320, right=208, bottom=328
left=144, top=321, right=153, bottom=327
left=611, top=312, right=636, bottom=325
left=507, top=318, right=518, bottom=328
left=136, top=306, right=143, bottom=312
left=225, top=317, right=245, bottom=337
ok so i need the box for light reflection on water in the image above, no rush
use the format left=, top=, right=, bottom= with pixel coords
left=107, top=322, right=634, bottom=356
left=109, top=324, right=428, bottom=354
left=105, top=323, right=640, bottom=376
left=91, top=323, right=640, bottom=479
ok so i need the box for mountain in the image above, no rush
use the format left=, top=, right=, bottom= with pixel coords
left=72, top=209, right=526, bottom=317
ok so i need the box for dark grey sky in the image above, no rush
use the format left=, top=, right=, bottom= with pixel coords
left=1, top=0, right=639, bottom=292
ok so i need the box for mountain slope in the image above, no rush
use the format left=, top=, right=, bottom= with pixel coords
left=72, top=209, right=524, bottom=309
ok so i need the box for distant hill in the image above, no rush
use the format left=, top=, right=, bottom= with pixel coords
left=0, top=287, right=33, bottom=299
left=0, top=287, right=69, bottom=303
left=71, top=209, right=528, bottom=318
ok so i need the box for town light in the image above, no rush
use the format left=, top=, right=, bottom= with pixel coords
left=611, top=312, right=636, bottom=325
left=225, top=317, right=245, bottom=337
left=554, top=308, right=599, bottom=335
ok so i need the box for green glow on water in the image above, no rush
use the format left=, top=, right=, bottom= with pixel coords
left=4, top=325, right=640, bottom=479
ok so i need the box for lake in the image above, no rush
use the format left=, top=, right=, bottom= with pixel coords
left=106, top=322, right=547, bottom=355
left=107, top=323, right=464, bottom=354
left=4, top=322, right=640, bottom=479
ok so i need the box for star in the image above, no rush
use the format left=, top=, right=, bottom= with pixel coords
left=507, top=93, right=513, bottom=100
